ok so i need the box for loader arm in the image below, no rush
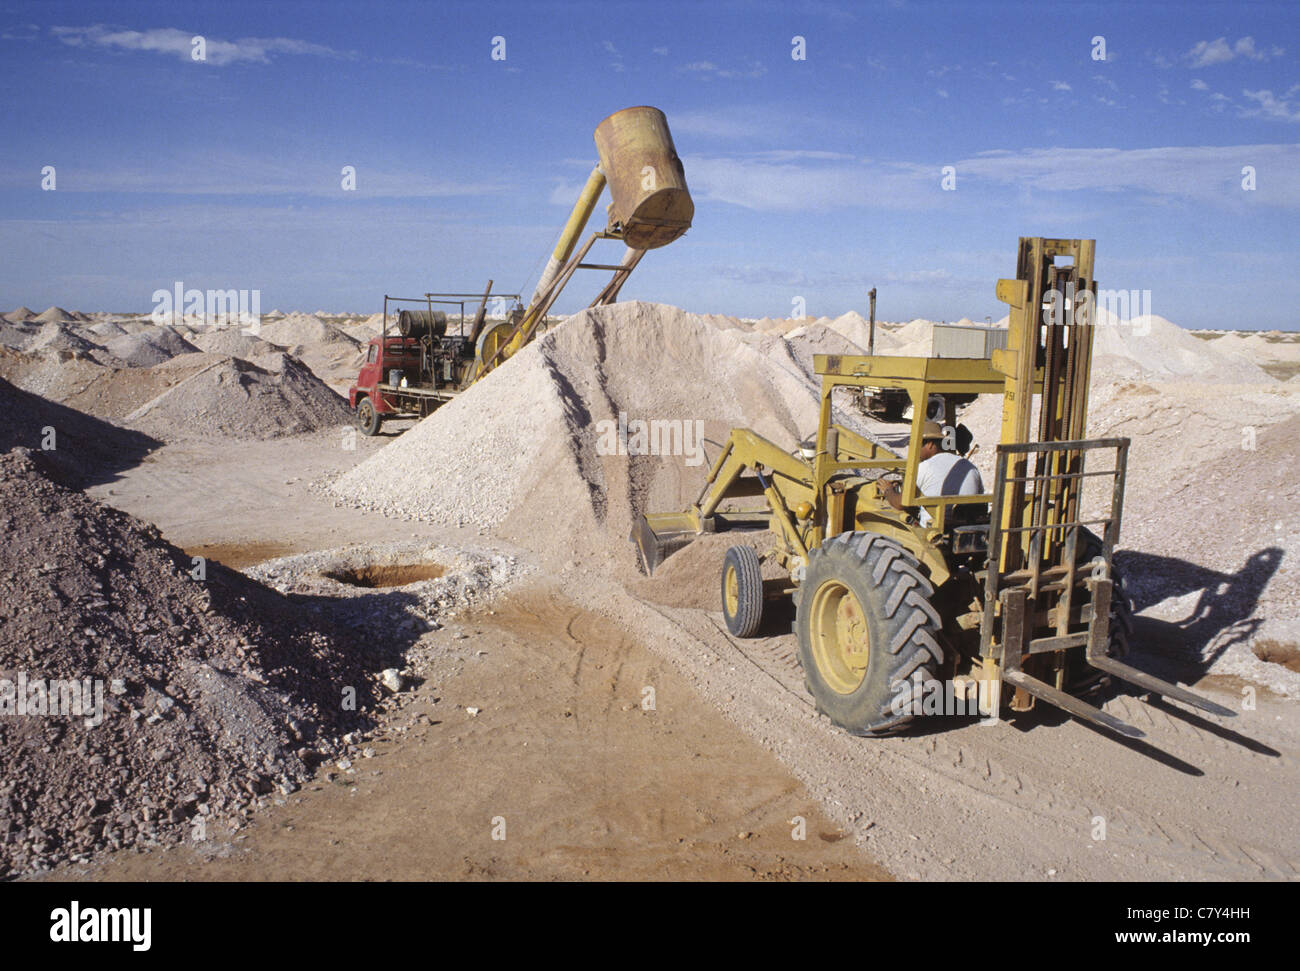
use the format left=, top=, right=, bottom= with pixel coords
left=632, top=428, right=815, bottom=574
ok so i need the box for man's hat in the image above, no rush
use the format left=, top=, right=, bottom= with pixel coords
left=922, top=420, right=944, bottom=442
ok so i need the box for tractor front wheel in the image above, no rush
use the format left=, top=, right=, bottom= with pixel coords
left=796, top=532, right=945, bottom=735
left=721, top=545, right=763, bottom=637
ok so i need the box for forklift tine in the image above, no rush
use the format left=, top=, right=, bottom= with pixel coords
left=1084, top=655, right=1237, bottom=719
left=1004, top=670, right=1145, bottom=738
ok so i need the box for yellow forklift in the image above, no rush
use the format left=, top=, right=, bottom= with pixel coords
left=634, top=238, right=1233, bottom=736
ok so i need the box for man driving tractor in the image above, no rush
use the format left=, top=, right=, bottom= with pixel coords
left=879, top=420, right=984, bottom=525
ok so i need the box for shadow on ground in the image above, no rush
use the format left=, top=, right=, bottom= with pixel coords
left=1117, top=546, right=1284, bottom=674
left=1, top=375, right=161, bottom=487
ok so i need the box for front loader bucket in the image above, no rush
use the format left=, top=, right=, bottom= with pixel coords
left=630, top=512, right=699, bottom=575
left=630, top=509, right=770, bottom=574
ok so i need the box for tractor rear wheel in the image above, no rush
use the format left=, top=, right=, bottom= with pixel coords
left=355, top=397, right=381, bottom=436
left=796, top=532, right=945, bottom=735
left=721, top=545, right=763, bottom=638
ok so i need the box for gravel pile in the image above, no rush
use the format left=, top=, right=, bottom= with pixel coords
left=125, top=351, right=352, bottom=439
left=25, top=321, right=104, bottom=358
left=258, top=314, right=358, bottom=348
left=87, top=320, right=130, bottom=340
left=0, top=321, right=36, bottom=350
left=189, top=327, right=284, bottom=358
left=102, top=326, right=199, bottom=367
left=0, top=448, right=394, bottom=877
left=325, top=302, right=834, bottom=561
left=33, top=306, right=76, bottom=324
left=1091, top=312, right=1272, bottom=383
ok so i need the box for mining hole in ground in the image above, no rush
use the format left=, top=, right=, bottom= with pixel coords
left=323, top=563, right=447, bottom=588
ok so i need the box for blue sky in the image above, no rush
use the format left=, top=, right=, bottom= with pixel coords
left=2, top=0, right=1298, bottom=329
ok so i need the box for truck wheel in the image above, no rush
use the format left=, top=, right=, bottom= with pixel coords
left=355, top=397, right=381, bottom=436
left=796, top=532, right=944, bottom=735
left=721, top=546, right=763, bottom=637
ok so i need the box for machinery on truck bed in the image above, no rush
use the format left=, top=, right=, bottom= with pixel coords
left=634, top=237, right=1234, bottom=738
left=349, top=105, right=693, bottom=435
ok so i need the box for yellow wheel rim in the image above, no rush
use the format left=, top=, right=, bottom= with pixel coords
left=476, top=322, right=516, bottom=371
left=723, top=564, right=740, bottom=616
left=808, top=579, right=869, bottom=694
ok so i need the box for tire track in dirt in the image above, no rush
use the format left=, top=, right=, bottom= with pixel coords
left=585, top=580, right=1299, bottom=881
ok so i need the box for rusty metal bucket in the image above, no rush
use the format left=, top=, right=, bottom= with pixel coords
left=594, top=106, right=693, bottom=250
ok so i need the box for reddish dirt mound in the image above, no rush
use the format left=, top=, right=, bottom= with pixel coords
left=0, top=449, right=395, bottom=877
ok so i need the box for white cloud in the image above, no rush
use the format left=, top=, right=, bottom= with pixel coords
left=652, top=46, right=668, bottom=56
left=1051, top=80, right=1072, bottom=92
left=687, top=144, right=1300, bottom=212
left=0, top=151, right=503, bottom=198
left=1191, top=79, right=1209, bottom=91
left=1186, top=36, right=1282, bottom=68
left=602, top=40, right=625, bottom=72
left=1, top=23, right=39, bottom=41
left=960, top=145, right=1300, bottom=204
left=50, top=25, right=349, bottom=66
left=677, top=59, right=766, bottom=80
left=1240, top=89, right=1300, bottom=123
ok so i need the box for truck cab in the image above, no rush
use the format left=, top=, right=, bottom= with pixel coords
left=349, top=336, right=423, bottom=413
left=348, top=335, right=442, bottom=435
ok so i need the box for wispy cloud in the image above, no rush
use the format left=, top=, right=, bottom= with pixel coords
left=0, top=152, right=502, bottom=198
left=602, top=39, right=624, bottom=72
left=687, top=154, right=932, bottom=211
left=1240, top=89, right=1300, bottom=123
left=1050, top=80, right=1072, bottom=92
left=51, top=25, right=351, bottom=67
left=676, top=59, right=767, bottom=80
left=687, top=144, right=1300, bottom=212
left=1185, top=36, right=1283, bottom=68
left=715, top=263, right=966, bottom=290
left=1, top=22, right=39, bottom=41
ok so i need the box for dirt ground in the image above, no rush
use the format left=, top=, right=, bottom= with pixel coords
left=48, top=419, right=1299, bottom=882
left=48, top=429, right=887, bottom=881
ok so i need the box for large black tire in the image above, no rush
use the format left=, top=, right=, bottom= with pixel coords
left=721, top=546, right=763, bottom=638
left=355, top=397, right=381, bottom=437
left=796, top=532, right=945, bottom=735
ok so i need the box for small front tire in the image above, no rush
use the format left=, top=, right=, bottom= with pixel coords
left=721, top=545, right=764, bottom=638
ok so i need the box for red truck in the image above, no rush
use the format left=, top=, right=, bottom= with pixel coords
left=348, top=291, right=518, bottom=436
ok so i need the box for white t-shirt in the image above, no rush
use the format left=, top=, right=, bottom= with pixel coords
left=915, top=451, right=984, bottom=526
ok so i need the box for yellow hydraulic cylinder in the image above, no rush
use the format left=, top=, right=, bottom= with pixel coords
left=528, top=164, right=607, bottom=310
